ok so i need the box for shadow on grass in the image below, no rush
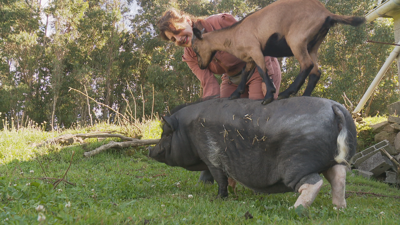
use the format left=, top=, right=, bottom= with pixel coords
left=1, top=139, right=400, bottom=224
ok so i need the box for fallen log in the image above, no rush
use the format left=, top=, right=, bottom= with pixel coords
left=83, top=139, right=160, bottom=157
left=32, top=132, right=159, bottom=157
left=32, top=132, right=138, bottom=148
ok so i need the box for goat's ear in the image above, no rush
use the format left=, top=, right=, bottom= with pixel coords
left=193, top=27, right=203, bottom=40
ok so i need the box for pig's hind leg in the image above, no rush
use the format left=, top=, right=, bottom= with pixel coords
left=294, top=173, right=323, bottom=208
left=322, top=164, right=347, bottom=208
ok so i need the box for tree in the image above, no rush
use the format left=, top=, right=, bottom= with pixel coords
left=0, top=0, right=398, bottom=130
left=0, top=0, right=43, bottom=128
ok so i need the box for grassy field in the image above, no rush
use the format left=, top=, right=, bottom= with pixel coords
left=1, top=120, right=400, bottom=224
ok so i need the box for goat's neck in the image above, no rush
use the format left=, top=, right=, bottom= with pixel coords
left=203, top=30, right=233, bottom=53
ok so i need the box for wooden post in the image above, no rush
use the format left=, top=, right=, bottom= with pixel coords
left=394, top=14, right=400, bottom=89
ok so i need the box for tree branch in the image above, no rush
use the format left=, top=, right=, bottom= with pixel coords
left=53, top=151, right=75, bottom=189
left=346, top=191, right=400, bottom=199
left=32, top=132, right=139, bottom=148
left=68, top=87, right=142, bottom=131
left=83, top=139, right=160, bottom=157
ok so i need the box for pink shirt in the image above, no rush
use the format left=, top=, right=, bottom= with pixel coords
left=182, top=14, right=278, bottom=98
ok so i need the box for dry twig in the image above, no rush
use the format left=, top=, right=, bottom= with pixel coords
left=53, top=151, right=75, bottom=189
left=20, top=152, right=77, bottom=188
left=379, top=148, right=400, bottom=172
left=83, top=139, right=160, bottom=157
left=32, top=132, right=139, bottom=148
left=346, top=191, right=400, bottom=199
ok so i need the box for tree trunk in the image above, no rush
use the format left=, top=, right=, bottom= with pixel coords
left=51, top=95, right=58, bottom=130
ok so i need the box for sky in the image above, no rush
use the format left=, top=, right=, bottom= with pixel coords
left=40, top=0, right=141, bottom=36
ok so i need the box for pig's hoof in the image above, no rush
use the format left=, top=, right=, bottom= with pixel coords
left=217, top=194, right=228, bottom=199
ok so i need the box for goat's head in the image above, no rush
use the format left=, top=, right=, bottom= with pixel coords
left=191, top=27, right=216, bottom=69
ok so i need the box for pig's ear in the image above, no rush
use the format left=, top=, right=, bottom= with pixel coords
left=162, top=116, right=178, bottom=132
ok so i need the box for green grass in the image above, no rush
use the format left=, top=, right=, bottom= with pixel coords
left=1, top=119, right=399, bottom=224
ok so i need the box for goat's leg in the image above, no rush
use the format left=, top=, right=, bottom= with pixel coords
left=256, top=66, right=276, bottom=105
left=228, top=63, right=255, bottom=100
left=303, top=52, right=321, bottom=96
left=294, top=173, right=323, bottom=208
left=228, top=64, right=255, bottom=100
left=278, top=47, right=314, bottom=99
left=251, top=54, right=276, bottom=104
left=303, top=71, right=321, bottom=96
left=322, top=164, right=347, bottom=208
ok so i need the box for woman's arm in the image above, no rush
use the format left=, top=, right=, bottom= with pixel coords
left=182, top=48, right=220, bottom=98
left=218, top=14, right=238, bottom=28
left=264, top=56, right=275, bottom=76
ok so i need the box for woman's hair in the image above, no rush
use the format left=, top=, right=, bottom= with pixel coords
left=157, top=8, right=204, bottom=41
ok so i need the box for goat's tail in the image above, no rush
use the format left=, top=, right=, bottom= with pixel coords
left=332, top=105, right=351, bottom=166
left=331, top=14, right=366, bottom=27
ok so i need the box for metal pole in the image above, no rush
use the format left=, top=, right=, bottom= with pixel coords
left=365, top=0, right=400, bottom=22
left=353, top=41, right=400, bottom=114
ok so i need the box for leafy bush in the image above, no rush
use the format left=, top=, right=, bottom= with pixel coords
left=356, top=116, right=388, bottom=151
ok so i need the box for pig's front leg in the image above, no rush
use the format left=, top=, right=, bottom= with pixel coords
left=208, top=167, right=229, bottom=198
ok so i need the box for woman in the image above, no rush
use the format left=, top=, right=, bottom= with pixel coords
left=157, top=8, right=281, bottom=100
left=157, top=8, right=282, bottom=184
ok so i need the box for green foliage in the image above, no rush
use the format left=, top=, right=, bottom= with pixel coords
left=1, top=122, right=400, bottom=224
left=0, top=0, right=399, bottom=129
left=140, top=119, right=163, bottom=139
left=355, top=115, right=388, bottom=151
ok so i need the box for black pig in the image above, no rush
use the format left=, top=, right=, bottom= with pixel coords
left=149, top=97, right=357, bottom=208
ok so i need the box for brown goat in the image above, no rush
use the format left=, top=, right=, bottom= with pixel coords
left=192, top=0, right=365, bottom=104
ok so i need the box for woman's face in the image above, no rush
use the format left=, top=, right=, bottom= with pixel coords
left=164, top=17, right=193, bottom=47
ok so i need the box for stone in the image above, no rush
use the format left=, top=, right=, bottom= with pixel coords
left=375, top=140, right=390, bottom=149
left=384, top=171, right=399, bottom=184
left=352, top=147, right=379, bottom=167
left=395, top=153, right=400, bottom=162
left=370, top=121, right=389, bottom=133
left=374, top=131, right=396, bottom=145
left=384, top=145, right=399, bottom=155
left=390, top=123, right=400, bottom=130
left=352, top=169, right=374, bottom=179
left=388, top=116, right=400, bottom=124
left=358, top=152, right=393, bottom=176
left=351, top=140, right=389, bottom=167
left=394, top=133, right=400, bottom=154
left=383, top=124, right=396, bottom=133
left=388, top=101, right=400, bottom=116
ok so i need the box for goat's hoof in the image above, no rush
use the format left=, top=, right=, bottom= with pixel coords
left=228, top=93, right=241, bottom=100
left=261, top=98, right=273, bottom=105
left=277, top=95, right=289, bottom=100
